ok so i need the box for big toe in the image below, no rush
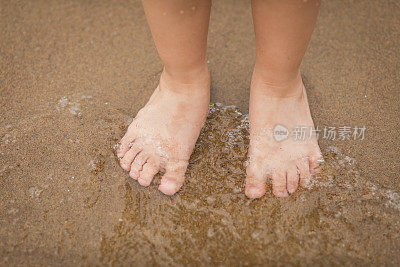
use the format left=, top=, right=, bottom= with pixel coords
left=158, top=160, right=187, bottom=196
left=158, top=179, right=182, bottom=196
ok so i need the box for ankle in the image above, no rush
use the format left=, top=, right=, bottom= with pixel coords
left=159, top=63, right=210, bottom=98
left=251, top=66, right=303, bottom=97
left=163, top=61, right=210, bottom=86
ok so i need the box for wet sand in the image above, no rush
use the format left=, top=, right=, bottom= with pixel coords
left=1, top=0, right=399, bottom=265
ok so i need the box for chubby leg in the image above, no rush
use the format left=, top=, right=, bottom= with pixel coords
left=246, top=0, right=323, bottom=198
left=117, top=0, right=211, bottom=195
left=142, top=0, right=211, bottom=83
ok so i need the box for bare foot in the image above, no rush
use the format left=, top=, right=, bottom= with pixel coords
left=245, top=71, right=323, bottom=198
left=116, top=67, right=210, bottom=195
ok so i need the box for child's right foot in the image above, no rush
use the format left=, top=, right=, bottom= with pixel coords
left=116, top=67, right=210, bottom=195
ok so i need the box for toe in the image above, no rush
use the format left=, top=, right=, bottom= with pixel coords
left=158, top=160, right=188, bottom=196
left=245, top=163, right=267, bottom=198
left=286, top=165, right=299, bottom=194
left=297, top=157, right=311, bottom=187
left=120, top=144, right=141, bottom=171
left=137, top=157, right=159, bottom=186
left=309, top=153, right=324, bottom=175
left=129, top=152, right=149, bottom=182
left=116, top=134, right=135, bottom=159
left=272, top=170, right=289, bottom=198
left=245, top=185, right=266, bottom=199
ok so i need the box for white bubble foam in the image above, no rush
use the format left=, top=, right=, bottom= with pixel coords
left=57, top=96, right=82, bottom=116
left=28, top=187, right=43, bottom=198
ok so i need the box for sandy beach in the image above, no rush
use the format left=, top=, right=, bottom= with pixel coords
left=1, top=0, right=399, bottom=265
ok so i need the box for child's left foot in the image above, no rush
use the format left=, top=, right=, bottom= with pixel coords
left=246, top=71, right=323, bottom=198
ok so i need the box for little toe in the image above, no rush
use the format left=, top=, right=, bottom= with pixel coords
left=286, top=165, right=299, bottom=194
left=158, top=160, right=188, bottom=196
left=245, top=183, right=266, bottom=199
left=297, top=157, right=311, bottom=187
left=309, top=153, right=324, bottom=175
left=116, top=135, right=135, bottom=159
left=272, top=170, right=289, bottom=198
left=245, top=166, right=267, bottom=198
left=130, top=152, right=149, bottom=181
left=120, top=145, right=141, bottom=171
left=137, top=158, right=159, bottom=187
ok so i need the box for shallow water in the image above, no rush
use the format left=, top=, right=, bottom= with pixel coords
left=100, top=104, right=399, bottom=265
